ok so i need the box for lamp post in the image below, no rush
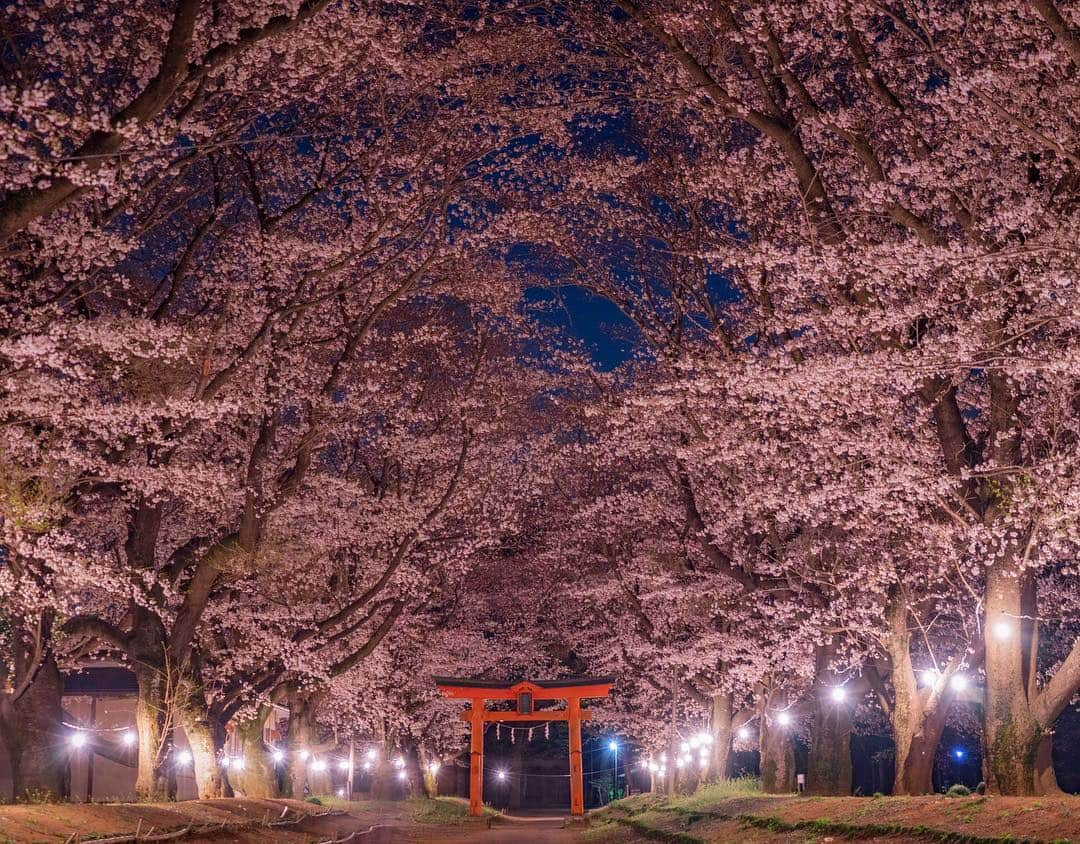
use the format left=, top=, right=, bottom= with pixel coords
left=607, top=740, right=619, bottom=801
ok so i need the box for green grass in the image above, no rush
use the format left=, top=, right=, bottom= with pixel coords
left=320, top=795, right=497, bottom=825
left=609, top=777, right=764, bottom=818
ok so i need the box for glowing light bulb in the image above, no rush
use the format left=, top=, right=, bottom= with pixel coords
left=608, top=740, right=618, bottom=751
left=338, top=759, right=351, bottom=771
left=777, top=712, right=792, bottom=727
left=689, top=736, right=701, bottom=749
left=950, top=674, right=968, bottom=692
left=311, top=759, right=327, bottom=773
left=337, top=788, right=346, bottom=797
left=121, top=730, right=136, bottom=747
left=69, top=732, right=87, bottom=749
left=299, top=749, right=310, bottom=761
left=398, top=769, right=409, bottom=782
left=953, top=748, right=966, bottom=760
left=176, top=750, right=192, bottom=766
left=679, top=741, right=690, bottom=753
left=920, top=669, right=940, bottom=687
left=363, top=761, right=372, bottom=771
left=272, top=749, right=284, bottom=763
left=366, top=748, right=377, bottom=761
left=830, top=686, right=846, bottom=703
left=992, top=620, right=1013, bottom=641
left=428, top=761, right=440, bottom=774
left=737, top=727, right=750, bottom=741
left=497, top=770, right=507, bottom=781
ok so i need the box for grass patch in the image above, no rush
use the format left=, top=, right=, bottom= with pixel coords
left=733, top=812, right=1054, bottom=844
left=320, top=796, right=494, bottom=825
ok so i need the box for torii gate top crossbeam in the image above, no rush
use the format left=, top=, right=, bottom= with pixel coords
left=433, top=676, right=614, bottom=701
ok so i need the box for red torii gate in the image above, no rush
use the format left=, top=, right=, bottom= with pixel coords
left=435, top=677, right=614, bottom=817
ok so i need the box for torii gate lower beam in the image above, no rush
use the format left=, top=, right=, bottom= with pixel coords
left=436, top=677, right=614, bottom=817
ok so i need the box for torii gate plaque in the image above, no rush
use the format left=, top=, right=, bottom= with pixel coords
left=435, top=676, right=613, bottom=817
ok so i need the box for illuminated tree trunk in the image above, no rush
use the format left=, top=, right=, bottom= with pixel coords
left=666, top=673, right=678, bottom=796
left=123, top=612, right=173, bottom=802
left=233, top=708, right=278, bottom=799
left=0, top=655, right=69, bottom=802
left=285, top=692, right=325, bottom=798
left=982, top=562, right=1056, bottom=795
left=884, top=600, right=949, bottom=795
left=369, top=721, right=394, bottom=800
left=420, top=750, right=439, bottom=799
left=806, top=698, right=851, bottom=796
left=176, top=661, right=228, bottom=799
left=707, top=692, right=733, bottom=782
left=758, top=707, right=795, bottom=794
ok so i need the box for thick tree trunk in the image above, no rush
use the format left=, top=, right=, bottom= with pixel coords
left=759, top=709, right=795, bottom=794
left=885, top=597, right=950, bottom=795
left=128, top=610, right=172, bottom=801
left=666, top=674, right=678, bottom=796
left=369, top=721, right=395, bottom=800
left=285, top=692, right=327, bottom=798
left=806, top=697, right=852, bottom=796
left=983, top=562, right=1048, bottom=795
left=133, top=664, right=172, bottom=800
left=402, top=741, right=424, bottom=798
left=176, top=664, right=228, bottom=799
left=805, top=644, right=852, bottom=796
left=0, top=656, right=69, bottom=802
left=420, top=751, right=439, bottom=799
left=707, top=692, right=734, bottom=782
left=232, top=708, right=279, bottom=799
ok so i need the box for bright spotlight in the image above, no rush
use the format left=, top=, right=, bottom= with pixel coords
left=366, top=748, right=377, bottom=761
left=176, top=750, right=193, bottom=766
left=363, top=761, right=372, bottom=771
left=992, top=620, right=1013, bottom=641
left=272, top=749, right=285, bottom=764
left=950, top=674, right=968, bottom=692
left=777, top=712, right=792, bottom=727
left=337, top=788, right=346, bottom=797
left=428, top=761, right=440, bottom=774
left=679, top=741, right=690, bottom=753
left=830, top=686, right=846, bottom=703
left=338, top=759, right=351, bottom=771
left=69, top=732, right=87, bottom=749
left=311, top=759, right=327, bottom=773
left=121, top=730, right=136, bottom=747
left=920, top=669, right=940, bottom=687
left=737, top=727, right=750, bottom=741
left=953, top=748, right=966, bottom=760
left=608, top=740, right=618, bottom=752
left=299, top=749, right=310, bottom=761
left=496, top=770, right=507, bottom=782
left=397, top=769, right=408, bottom=782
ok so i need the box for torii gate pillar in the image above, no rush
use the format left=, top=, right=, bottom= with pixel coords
left=435, top=677, right=614, bottom=817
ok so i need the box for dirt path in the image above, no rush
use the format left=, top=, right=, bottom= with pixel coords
left=409, top=815, right=589, bottom=842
